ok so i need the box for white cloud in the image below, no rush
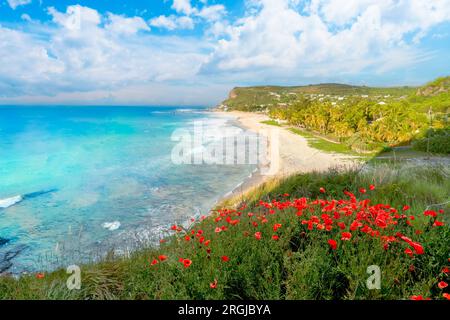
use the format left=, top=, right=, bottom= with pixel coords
left=1, top=1, right=449, bottom=105
left=105, top=13, right=150, bottom=35
left=7, top=0, right=32, bottom=10
left=202, top=0, right=450, bottom=78
left=151, top=1, right=226, bottom=30
left=0, top=5, right=208, bottom=99
left=149, top=15, right=194, bottom=30
left=21, top=13, right=32, bottom=21
left=172, top=0, right=195, bottom=15
left=197, top=4, right=226, bottom=22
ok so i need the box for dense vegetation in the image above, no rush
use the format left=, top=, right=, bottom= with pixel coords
left=1, top=164, right=449, bottom=300
left=221, top=77, right=450, bottom=153
left=413, top=128, right=450, bottom=154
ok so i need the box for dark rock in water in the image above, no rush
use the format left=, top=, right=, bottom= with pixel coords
left=0, top=237, right=10, bottom=246
left=0, top=244, right=26, bottom=274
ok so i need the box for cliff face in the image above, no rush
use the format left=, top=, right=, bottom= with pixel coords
left=228, top=88, right=238, bottom=99
left=416, top=77, right=450, bottom=97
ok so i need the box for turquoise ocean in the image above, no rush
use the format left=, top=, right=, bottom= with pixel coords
left=0, top=106, right=256, bottom=273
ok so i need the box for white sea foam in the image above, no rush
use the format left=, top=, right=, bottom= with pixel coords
left=102, top=221, right=121, bottom=231
left=0, top=195, right=23, bottom=209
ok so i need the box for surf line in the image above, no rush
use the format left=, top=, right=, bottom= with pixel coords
left=0, top=189, right=58, bottom=209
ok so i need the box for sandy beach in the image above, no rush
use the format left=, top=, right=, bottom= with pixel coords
left=214, top=111, right=360, bottom=202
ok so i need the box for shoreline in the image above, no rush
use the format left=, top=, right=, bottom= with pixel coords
left=212, top=110, right=360, bottom=205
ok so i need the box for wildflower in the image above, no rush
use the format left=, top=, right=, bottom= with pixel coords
left=424, top=210, right=437, bottom=217
left=36, top=273, right=45, bottom=279
left=158, top=255, right=168, bottom=262
left=184, top=235, right=191, bottom=241
left=410, top=295, right=429, bottom=300
left=442, top=267, right=449, bottom=274
left=273, top=223, right=282, bottom=231
left=182, top=259, right=192, bottom=268
left=402, top=205, right=410, bottom=211
left=283, top=193, right=290, bottom=197
left=159, top=239, right=166, bottom=244
left=369, top=184, right=375, bottom=191
left=438, top=281, right=448, bottom=289
left=170, top=225, right=178, bottom=231
left=319, top=187, right=326, bottom=193
left=404, top=248, right=414, bottom=257
left=350, top=220, right=363, bottom=231
left=341, top=232, right=352, bottom=241
left=439, top=209, right=444, bottom=214
left=210, top=279, right=218, bottom=289
left=328, top=239, right=337, bottom=250
left=443, top=293, right=450, bottom=300
left=204, top=240, right=210, bottom=246
left=337, top=222, right=346, bottom=230
left=411, top=242, right=424, bottom=255
left=433, top=220, right=445, bottom=227
left=359, top=188, right=366, bottom=194
left=272, top=235, right=279, bottom=241
left=151, top=259, right=159, bottom=266
left=221, top=256, right=230, bottom=262
left=215, top=227, right=222, bottom=233
left=255, top=231, right=262, bottom=240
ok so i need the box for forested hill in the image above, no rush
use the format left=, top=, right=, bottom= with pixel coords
left=219, top=76, right=450, bottom=153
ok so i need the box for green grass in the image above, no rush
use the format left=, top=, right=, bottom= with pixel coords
left=1, top=164, right=449, bottom=300
left=288, top=127, right=366, bottom=156
left=260, top=120, right=282, bottom=126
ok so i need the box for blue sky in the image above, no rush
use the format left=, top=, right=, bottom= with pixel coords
left=1, top=0, right=449, bottom=106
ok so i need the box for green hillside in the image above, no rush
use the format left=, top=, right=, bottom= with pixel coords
left=221, top=83, right=416, bottom=112
left=219, top=77, right=450, bottom=153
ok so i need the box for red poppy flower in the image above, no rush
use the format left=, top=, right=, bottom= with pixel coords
left=410, top=295, right=425, bottom=300
left=158, top=255, right=168, bottom=262
left=443, top=293, right=450, bottom=300
left=184, top=235, right=191, bottom=241
left=36, top=273, right=45, bottom=279
left=411, top=242, right=424, bottom=255
left=433, top=220, right=445, bottom=227
left=404, top=248, right=414, bottom=257
left=439, top=209, right=444, bottom=214
left=442, top=267, right=449, bottom=274
left=319, top=187, right=326, bottom=193
left=151, top=259, right=159, bottom=266
left=337, top=222, right=346, bottom=230
left=341, top=232, right=352, bottom=241
left=221, top=256, right=230, bottom=262
left=283, top=193, right=290, bottom=197
left=359, top=188, right=366, bottom=194
left=424, top=210, right=437, bottom=217
left=182, top=259, right=192, bottom=268
left=204, top=240, right=210, bottom=246
left=210, top=279, right=218, bottom=289
left=215, top=227, right=222, bottom=233
left=369, top=184, right=375, bottom=191
left=272, top=235, right=279, bottom=241
left=159, top=239, right=166, bottom=244
left=273, top=223, right=282, bottom=231
left=402, top=205, right=410, bottom=211
left=438, top=281, right=448, bottom=289
left=170, top=225, right=178, bottom=231
left=328, top=239, right=337, bottom=250
left=255, top=231, right=262, bottom=240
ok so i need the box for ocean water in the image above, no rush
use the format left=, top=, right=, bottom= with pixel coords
left=0, top=106, right=256, bottom=273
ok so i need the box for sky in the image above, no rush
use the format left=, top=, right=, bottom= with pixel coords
left=0, top=0, right=449, bottom=106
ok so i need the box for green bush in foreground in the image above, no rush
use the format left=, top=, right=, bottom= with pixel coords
left=0, top=165, right=449, bottom=300
left=412, top=127, right=450, bottom=154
